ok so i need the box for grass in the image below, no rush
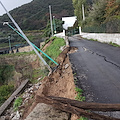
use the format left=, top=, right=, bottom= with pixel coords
left=75, top=87, right=88, bottom=120
left=0, top=50, right=35, bottom=58
left=13, top=97, right=23, bottom=111
left=0, top=85, right=14, bottom=106
left=0, top=42, right=24, bottom=49
left=77, top=117, right=88, bottom=120
left=75, top=87, right=85, bottom=101
left=43, top=37, right=65, bottom=66
left=31, top=68, right=49, bottom=84
left=109, top=42, right=120, bottom=47
left=85, top=38, right=120, bottom=47
left=0, top=65, right=15, bottom=84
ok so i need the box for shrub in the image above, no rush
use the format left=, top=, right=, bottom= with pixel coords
left=0, top=85, right=14, bottom=106
left=13, top=97, right=23, bottom=111
left=0, top=65, right=15, bottom=84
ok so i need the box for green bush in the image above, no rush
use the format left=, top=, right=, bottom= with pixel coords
left=0, top=85, right=14, bottom=106
left=0, top=65, right=15, bottom=84
left=13, top=97, right=23, bottom=111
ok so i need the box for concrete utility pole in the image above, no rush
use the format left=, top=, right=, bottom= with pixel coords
left=53, top=16, right=56, bottom=34
left=0, top=1, right=52, bottom=72
left=82, top=4, right=85, bottom=21
left=49, top=5, right=54, bottom=36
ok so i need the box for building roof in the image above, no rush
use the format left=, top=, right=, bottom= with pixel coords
left=62, top=16, right=77, bottom=30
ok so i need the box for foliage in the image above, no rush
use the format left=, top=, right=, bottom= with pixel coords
left=75, top=87, right=87, bottom=120
left=0, top=85, right=14, bottom=106
left=82, top=24, right=106, bottom=33
left=43, top=19, right=64, bottom=37
left=72, top=0, right=86, bottom=26
left=75, top=87, right=85, bottom=101
left=13, top=97, right=23, bottom=111
left=0, top=0, right=74, bottom=30
left=43, top=21, right=51, bottom=37
left=78, top=117, right=88, bottom=120
left=88, top=0, right=107, bottom=25
left=0, top=50, right=35, bottom=58
left=31, top=68, right=49, bottom=84
left=109, top=42, right=120, bottom=47
left=0, top=65, right=15, bottom=84
left=73, top=0, right=120, bottom=33
left=104, top=0, right=120, bottom=22
left=43, top=37, right=65, bottom=66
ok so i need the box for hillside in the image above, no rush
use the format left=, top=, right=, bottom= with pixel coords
left=0, top=0, right=74, bottom=30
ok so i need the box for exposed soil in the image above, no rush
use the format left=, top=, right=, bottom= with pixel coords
left=22, top=47, right=79, bottom=120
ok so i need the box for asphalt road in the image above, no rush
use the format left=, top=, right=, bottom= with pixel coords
left=69, top=36, right=120, bottom=104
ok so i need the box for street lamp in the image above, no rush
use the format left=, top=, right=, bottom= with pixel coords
left=8, top=36, right=12, bottom=52
left=53, top=16, right=56, bottom=34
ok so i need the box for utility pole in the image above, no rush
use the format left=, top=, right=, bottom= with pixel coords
left=0, top=1, right=52, bottom=72
left=53, top=16, right=56, bottom=34
left=8, top=36, right=12, bottom=52
left=82, top=4, right=85, bottom=21
left=49, top=5, right=54, bottom=36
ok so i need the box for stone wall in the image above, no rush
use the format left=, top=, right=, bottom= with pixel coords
left=81, top=33, right=120, bottom=45
left=0, top=54, right=38, bottom=65
left=13, top=46, right=33, bottom=53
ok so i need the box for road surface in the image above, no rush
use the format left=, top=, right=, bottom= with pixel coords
left=69, top=36, right=120, bottom=104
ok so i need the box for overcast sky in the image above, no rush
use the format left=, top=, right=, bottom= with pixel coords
left=0, top=0, right=32, bottom=16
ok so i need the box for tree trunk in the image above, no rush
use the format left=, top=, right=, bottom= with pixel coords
left=36, top=95, right=120, bottom=120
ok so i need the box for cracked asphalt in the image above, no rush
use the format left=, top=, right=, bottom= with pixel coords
left=69, top=36, right=120, bottom=104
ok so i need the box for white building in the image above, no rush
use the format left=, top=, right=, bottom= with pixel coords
left=62, top=16, right=77, bottom=30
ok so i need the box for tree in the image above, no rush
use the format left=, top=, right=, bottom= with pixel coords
left=104, top=0, right=120, bottom=32
left=43, top=19, right=64, bottom=37
left=72, top=0, right=86, bottom=26
left=104, top=0, right=120, bottom=21
left=88, top=0, right=107, bottom=25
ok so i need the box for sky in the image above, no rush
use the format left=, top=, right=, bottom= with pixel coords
left=0, top=0, right=32, bottom=16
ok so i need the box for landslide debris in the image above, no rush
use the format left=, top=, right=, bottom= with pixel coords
left=24, top=47, right=79, bottom=120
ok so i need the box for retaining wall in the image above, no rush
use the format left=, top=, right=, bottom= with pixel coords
left=81, top=33, right=120, bottom=45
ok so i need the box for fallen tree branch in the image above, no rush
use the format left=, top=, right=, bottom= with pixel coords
left=36, top=95, right=120, bottom=120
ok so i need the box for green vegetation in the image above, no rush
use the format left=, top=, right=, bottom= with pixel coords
left=0, top=85, right=14, bottom=106
left=0, top=65, right=15, bottom=106
left=0, top=65, right=15, bottom=84
left=43, top=37, right=65, bottom=66
left=43, top=19, right=64, bottom=37
left=72, top=0, right=120, bottom=33
left=13, top=97, right=23, bottom=111
left=77, top=117, right=88, bottom=120
left=31, top=68, right=49, bottom=84
left=75, top=87, right=87, bottom=120
left=109, top=42, right=120, bottom=47
left=86, top=38, right=120, bottom=47
left=75, top=87, right=85, bottom=101
left=0, top=0, right=74, bottom=30
left=0, top=50, right=35, bottom=58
